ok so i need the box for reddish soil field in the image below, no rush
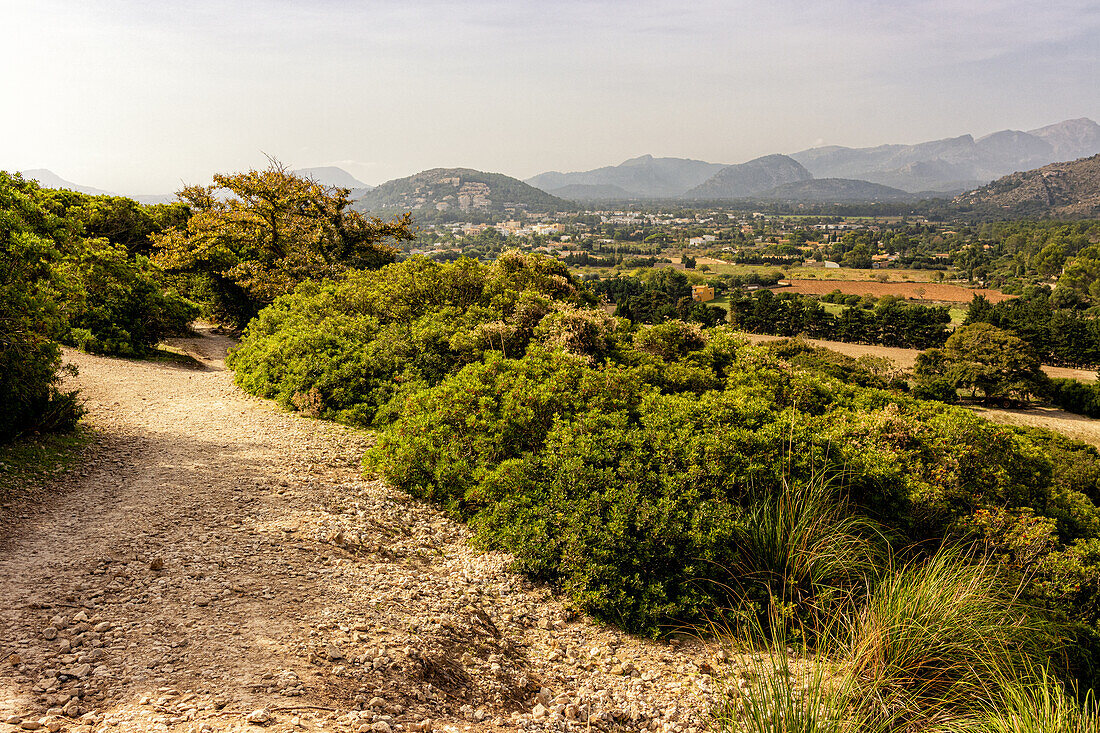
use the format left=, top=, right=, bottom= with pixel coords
left=780, top=279, right=1013, bottom=303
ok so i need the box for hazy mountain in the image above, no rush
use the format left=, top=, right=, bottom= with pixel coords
left=130, top=193, right=178, bottom=205
left=526, top=155, right=727, bottom=198
left=292, top=166, right=371, bottom=189
left=548, top=183, right=638, bottom=200
left=755, top=178, right=919, bottom=202
left=1028, top=118, right=1100, bottom=161
left=19, top=169, right=112, bottom=196
left=684, top=154, right=813, bottom=199
left=355, top=168, right=569, bottom=214
left=791, top=118, right=1100, bottom=193
left=952, top=154, right=1100, bottom=219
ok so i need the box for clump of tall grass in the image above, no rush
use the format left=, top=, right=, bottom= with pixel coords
left=711, top=544, right=1067, bottom=733
left=844, top=547, right=1051, bottom=725
left=731, top=475, right=884, bottom=626
left=711, top=602, right=895, bottom=733
left=980, top=666, right=1100, bottom=733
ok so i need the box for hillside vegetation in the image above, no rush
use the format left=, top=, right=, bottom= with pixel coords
left=355, top=168, right=569, bottom=216
left=954, top=154, right=1100, bottom=218
left=228, top=253, right=1100, bottom=694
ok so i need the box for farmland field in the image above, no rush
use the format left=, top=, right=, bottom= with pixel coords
left=969, top=405, right=1100, bottom=449
left=779, top=279, right=1012, bottom=303
left=706, top=263, right=949, bottom=282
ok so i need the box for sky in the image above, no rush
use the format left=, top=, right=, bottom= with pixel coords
left=2, top=0, right=1098, bottom=194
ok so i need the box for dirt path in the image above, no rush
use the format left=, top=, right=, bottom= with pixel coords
left=0, top=327, right=715, bottom=733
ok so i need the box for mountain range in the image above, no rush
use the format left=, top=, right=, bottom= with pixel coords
left=683, top=154, right=813, bottom=199
left=528, top=155, right=726, bottom=200
left=523, top=118, right=1100, bottom=199
left=11, top=118, right=1100, bottom=210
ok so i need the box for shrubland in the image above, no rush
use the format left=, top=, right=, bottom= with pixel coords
left=1, top=162, right=416, bottom=442
left=1, top=171, right=203, bottom=439
left=228, top=252, right=1100, bottom=694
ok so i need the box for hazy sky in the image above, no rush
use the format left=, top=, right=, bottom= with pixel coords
left=2, top=0, right=1098, bottom=193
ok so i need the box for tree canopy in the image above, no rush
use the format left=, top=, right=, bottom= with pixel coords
left=153, top=161, right=415, bottom=327
left=917, top=322, right=1048, bottom=404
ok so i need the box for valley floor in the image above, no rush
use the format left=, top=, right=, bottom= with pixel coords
left=0, top=327, right=716, bottom=733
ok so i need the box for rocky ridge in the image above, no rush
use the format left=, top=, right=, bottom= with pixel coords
left=952, top=153, right=1100, bottom=218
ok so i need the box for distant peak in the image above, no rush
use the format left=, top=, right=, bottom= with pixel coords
left=620, top=154, right=655, bottom=166
left=19, top=169, right=112, bottom=196
left=292, top=166, right=368, bottom=189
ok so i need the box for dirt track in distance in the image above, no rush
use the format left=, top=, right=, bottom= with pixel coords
left=744, top=333, right=1100, bottom=448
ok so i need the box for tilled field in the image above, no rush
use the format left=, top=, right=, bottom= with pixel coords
left=779, top=279, right=1013, bottom=303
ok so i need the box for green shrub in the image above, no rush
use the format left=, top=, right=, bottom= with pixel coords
left=913, top=375, right=959, bottom=403
left=366, top=317, right=1100, bottom=634
left=228, top=253, right=591, bottom=425
left=58, top=239, right=197, bottom=356
left=0, top=172, right=83, bottom=441
left=1049, top=378, right=1100, bottom=419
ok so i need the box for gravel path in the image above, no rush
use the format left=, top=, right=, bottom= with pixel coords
left=0, top=327, right=718, bottom=733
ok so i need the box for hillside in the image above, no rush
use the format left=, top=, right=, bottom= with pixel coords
left=547, top=183, right=637, bottom=200
left=526, top=155, right=727, bottom=198
left=355, top=167, right=569, bottom=214
left=791, top=118, right=1100, bottom=193
left=684, top=154, right=813, bottom=199
left=755, top=177, right=918, bottom=202
left=952, top=154, right=1100, bottom=218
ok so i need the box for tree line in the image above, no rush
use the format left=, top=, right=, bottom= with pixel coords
left=965, top=290, right=1100, bottom=368
left=727, top=289, right=952, bottom=349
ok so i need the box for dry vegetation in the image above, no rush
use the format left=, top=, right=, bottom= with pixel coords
left=743, top=333, right=1096, bottom=382
left=780, top=279, right=1013, bottom=303
left=706, top=263, right=950, bottom=282
left=969, top=405, right=1100, bottom=449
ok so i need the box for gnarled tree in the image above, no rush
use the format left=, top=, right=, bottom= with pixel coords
left=154, top=161, right=414, bottom=328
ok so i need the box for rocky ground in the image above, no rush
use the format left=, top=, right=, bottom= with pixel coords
left=0, top=327, right=731, bottom=733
